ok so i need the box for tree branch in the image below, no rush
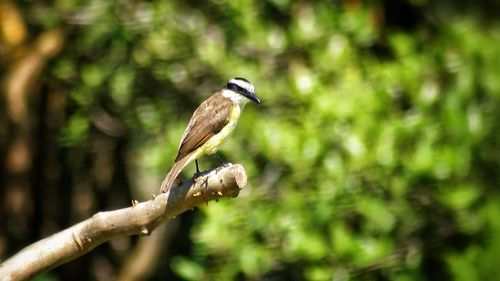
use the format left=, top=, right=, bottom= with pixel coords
left=0, top=163, right=247, bottom=281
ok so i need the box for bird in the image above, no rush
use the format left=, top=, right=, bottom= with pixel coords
left=160, top=77, right=260, bottom=193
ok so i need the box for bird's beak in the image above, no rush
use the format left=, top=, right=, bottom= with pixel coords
left=245, top=92, right=261, bottom=104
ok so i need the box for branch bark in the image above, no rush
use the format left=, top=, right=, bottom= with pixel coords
left=0, top=163, right=247, bottom=281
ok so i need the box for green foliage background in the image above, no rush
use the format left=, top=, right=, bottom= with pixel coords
left=3, top=0, right=500, bottom=280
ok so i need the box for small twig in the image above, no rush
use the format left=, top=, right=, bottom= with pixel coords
left=0, top=164, right=247, bottom=281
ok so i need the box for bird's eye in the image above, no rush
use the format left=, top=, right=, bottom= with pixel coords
left=236, top=85, right=245, bottom=93
left=227, top=83, right=237, bottom=92
left=228, top=83, right=242, bottom=93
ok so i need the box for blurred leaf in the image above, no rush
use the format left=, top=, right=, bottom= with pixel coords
left=171, top=256, right=204, bottom=281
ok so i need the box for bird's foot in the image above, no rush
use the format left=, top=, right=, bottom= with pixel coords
left=192, top=172, right=201, bottom=182
left=192, top=171, right=208, bottom=189
left=192, top=159, right=204, bottom=181
left=197, top=176, right=208, bottom=189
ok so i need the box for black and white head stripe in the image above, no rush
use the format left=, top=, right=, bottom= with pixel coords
left=225, top=77, right=255, bottom=95
left=224, top=77, right=260, bottom=104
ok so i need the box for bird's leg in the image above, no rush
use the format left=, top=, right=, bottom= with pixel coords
left=214, top=154, right=224, bottom=165
left=193, top=159, right=201, bottom=179
left=213, top=154, right=230, bottom=168
left=193, top=159, right=208, bottom=188
left=195, top=159, right=200, bottom=174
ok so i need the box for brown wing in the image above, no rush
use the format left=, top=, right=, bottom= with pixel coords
left=174, top=92, right=233, bottom=162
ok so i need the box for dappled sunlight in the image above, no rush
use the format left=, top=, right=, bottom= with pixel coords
left=1, top=0, right=500, bottom=280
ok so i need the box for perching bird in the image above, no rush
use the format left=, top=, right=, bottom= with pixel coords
left=160, top=77, right=260, bottom=193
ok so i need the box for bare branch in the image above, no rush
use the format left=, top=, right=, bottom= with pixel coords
left=0, top=164, right=247, bottom=281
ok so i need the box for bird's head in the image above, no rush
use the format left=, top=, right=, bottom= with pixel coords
left=224, top=77, right=261, bottom=104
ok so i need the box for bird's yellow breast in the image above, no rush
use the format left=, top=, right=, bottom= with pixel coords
left=197, top=103, right=241, bottom=157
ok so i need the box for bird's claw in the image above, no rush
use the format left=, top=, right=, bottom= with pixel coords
left=193, top=173, right=209, bottom=189
left=201, top=177, right=209, bottom=189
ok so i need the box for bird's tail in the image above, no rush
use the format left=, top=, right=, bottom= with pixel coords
left=160, top=155, right=192, bottom=193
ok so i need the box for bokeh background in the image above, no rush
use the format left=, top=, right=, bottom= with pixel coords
left=1, top=0, right=500, bottom=280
